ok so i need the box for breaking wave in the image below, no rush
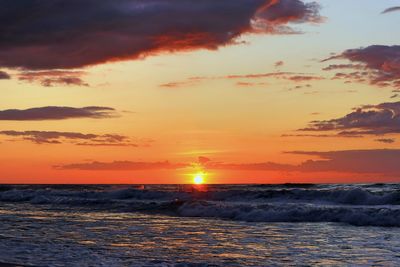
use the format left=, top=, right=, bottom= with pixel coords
left=177, top=201, right=400, bottom=227
left=0, top=184, right=399, bottom=227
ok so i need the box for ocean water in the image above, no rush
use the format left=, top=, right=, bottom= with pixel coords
left=0, top=184, right=399, bottom=266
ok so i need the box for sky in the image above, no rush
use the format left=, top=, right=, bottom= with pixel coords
left=1, top=0, right=400, bottom=184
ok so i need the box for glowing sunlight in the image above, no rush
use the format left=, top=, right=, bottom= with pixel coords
left=193, top=172, right=206, bottom=185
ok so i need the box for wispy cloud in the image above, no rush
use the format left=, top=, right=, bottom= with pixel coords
left=55, top=161, right=188, bottom=170
left=159, top=80, right=198, bottom=89
left=160, top=72, right=324, bottom=88
left=0, top=130, right=148, bottom=146
left=274, top=61, right=284, bottom=67
left=18, top=71, right=88, bottom=87
left=236, top=81, right=268, bottom=87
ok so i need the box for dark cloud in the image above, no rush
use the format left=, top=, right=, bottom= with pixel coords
left=381, top=6, right=400, bottom=14
left=287, top=75, right=324, bottom=82
left=0, top=0, right=321, bottom=71
left=199, top=150, right=400, bottom=174
left=257, top=0, right=321, bottom=23
left=0, top=130, right=96, bottom=144
left=298, top=101, right=400, bottom=137
left=0, top=106, right=117, bottom=121
left=0, top=71, right=10, bottom=79
left=18, top=71, right=88, bottom=87
left=289, top=150, right=400, bottom=174
left=0, top=130, right=144, bottom=146
left=56, top=161, right=188, bottom=170
left=322, top=64, right=364, bottom=71
left=390, top=94, right=399, bottom=99
left=323, top=45, right=400, bottom=89
left=375, top=138, right=395, bottom=144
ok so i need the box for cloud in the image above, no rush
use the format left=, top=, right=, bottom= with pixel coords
left=323, top=45, right=400, bottom=89
left=381, top=6, right=400, bottom=14
left=199, top=150, right=400, bottom=174
left=287, top=84, right=312, bottom=91
left=391, top=94, right=399, bottom=99
left=0, top=106, right=117, bottom=121
left=281, top=133, right=361, bottom=138
left=18, top=71, right=88, bottom=87
left=289, top=150, right=400, bottom=174
left=0, top=130, right=145, bottom=146
left=322, top=64, right=364, bottom=71
left=160, top=72, right=324, bottom=88
left=287, top=75, right=324, bottom=82
left=236, top=81, right=268, bottom=87
left=375, top=138, right=395, bottom=144
left=201, top=161, right=296, bottom=171
left=159, top=80, right=197, bottom=89
left=198, top=156, right=211, bottom=165
left=297, top=101, right=400, bottom=137
left=0, top=71, right=10, bottom=79
left=225, top=72, right=290, bottom=79
left=0, top=0, right=321, bottom=70
left=57, top=158, right=289, bottom=171
left=0, top=130, right=97, bottom=144
left=274, top=61, right=284, bottom=67
left=55, top=161, right=188, bottom=170
left=57, top=149, right=400, bottom=175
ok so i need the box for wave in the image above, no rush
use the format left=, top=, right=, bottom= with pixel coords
left=177, top=201, right=400, bottom=227
left=0, top=185, right=399, bottom=227
left=1, top=186, right=400, bottom=205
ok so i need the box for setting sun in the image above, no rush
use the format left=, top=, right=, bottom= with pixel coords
left=193, top=172, right=206, bottom=185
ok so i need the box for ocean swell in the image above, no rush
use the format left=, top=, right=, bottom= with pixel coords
left=177, top=201, right=400, bottom=227
left=0, top=185, right=399, bottom=227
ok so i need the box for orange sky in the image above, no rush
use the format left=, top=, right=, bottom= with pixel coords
left=1, top=0, right=400, bottom=184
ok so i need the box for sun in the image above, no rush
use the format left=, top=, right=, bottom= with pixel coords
left=193, top=172, right=206, bottom=185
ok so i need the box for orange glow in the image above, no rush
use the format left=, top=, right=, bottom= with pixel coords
left=193, top=172, right=206, bottom=185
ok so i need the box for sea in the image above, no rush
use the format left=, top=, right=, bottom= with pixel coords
left=0, top=183, right=399, bottom=266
